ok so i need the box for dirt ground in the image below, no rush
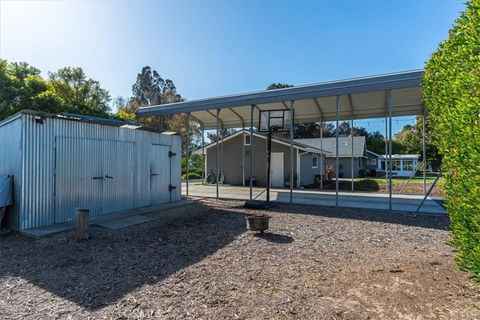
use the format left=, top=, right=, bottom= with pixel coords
left=0, top=199, right=478, bottom=319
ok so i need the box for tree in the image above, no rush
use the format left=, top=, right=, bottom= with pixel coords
left=266, top=83, right=293, bottom=90
left=48, top=67, right=111, bottom=117
left=395, top=116, right=442, bottom=168
left=116, top=66, right=201, bottom=154
left=0, top=61, right=112, bottom=121
left=207, top=128, right=236, bottom=142
left=423, top=0, right=480, bottom=281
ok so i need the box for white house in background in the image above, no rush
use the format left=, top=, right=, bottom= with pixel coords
left=377, top=154, right=420, bottom=177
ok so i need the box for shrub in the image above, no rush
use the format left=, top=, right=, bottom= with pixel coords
left=423, top=0, right=480, bottom=281
left=182, top=172, right=202, bottom=180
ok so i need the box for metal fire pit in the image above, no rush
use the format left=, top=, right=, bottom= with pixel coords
left=245, top=213, right=271, bottom=235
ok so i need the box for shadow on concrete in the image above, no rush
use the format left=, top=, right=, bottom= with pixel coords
left=270, top=199, right=450, bottom=231
left=0, top=202, right=246, bottom=310
left=254, top=232, right=294, bottom=244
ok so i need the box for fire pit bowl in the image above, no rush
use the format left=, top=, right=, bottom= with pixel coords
left=245, top=213, right=271, bottom=235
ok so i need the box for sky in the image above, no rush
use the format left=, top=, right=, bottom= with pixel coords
left=0, top=0, right=466, bottom=133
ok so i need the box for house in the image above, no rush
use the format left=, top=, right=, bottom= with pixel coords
left=294, top=136, right=367, bottom=183
left=377, top=154, right=420, bottom=177
left=196, top=130, right=370, bottom=188
left=195, top=129, right=330, bottom=188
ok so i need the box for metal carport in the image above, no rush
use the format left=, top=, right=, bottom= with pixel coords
left=136, top=70, right=432, bottom=212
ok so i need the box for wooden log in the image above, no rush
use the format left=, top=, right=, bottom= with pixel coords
left=76, top=209, right=89, bottom=241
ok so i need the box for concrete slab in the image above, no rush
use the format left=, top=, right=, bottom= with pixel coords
left=94, top=215, right=156, bottom=230
left=183, top=184, right=446, bottom=215
left=22, top=199, right=196, bottom=238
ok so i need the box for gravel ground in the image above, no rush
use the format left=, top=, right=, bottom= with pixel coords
left=0, top=199, right=478, bottom=319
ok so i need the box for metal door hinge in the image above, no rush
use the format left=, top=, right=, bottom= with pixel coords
left=169, top=184, right=177, bottom=191
left=168, top=151, right=177, bottom=157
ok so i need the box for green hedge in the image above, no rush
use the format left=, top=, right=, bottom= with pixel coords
left=182, top=172, right=202, bottom=180
left=423, top=0, right=480, bottom=281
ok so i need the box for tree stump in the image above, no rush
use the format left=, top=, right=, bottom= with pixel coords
left=76, top=209, right=90, bottom=241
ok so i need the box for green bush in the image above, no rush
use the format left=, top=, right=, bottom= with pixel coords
left=182, top=172, right=202, bottom=180
left=423, top=0, right=480, bottom=281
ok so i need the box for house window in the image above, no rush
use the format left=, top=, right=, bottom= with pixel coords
left=367, top=158, right=376, bottom=166
left=392, top=160, right=401, bottom=171
left=403, top=160, right=414, bottom=171
left=244, top=134, right=251, bottom=145
left=312, top=155, right=318, bottom=168
left=381, top=160, right=386, bottom=170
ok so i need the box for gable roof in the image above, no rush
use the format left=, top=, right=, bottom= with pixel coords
left=294, top=136, right=366, bottom=158
left=193, top=129, right=332, bottom=155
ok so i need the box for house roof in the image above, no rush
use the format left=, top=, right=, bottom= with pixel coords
left=294, top=136, right=366, bottom=158
left=137, top=70, right=424, bottom=129
left=193, top=129, right=332, bottom=155
left=378, top=154, right=420, bottom=159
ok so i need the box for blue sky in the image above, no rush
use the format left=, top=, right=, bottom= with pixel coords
left=0, top=0, right=465, bottom=133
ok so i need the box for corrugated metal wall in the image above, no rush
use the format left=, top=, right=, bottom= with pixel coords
left=1, top=113, right=181, bottom=230
left=0, top=115, right=23, bottom=229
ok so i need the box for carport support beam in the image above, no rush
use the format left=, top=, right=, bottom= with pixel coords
left=351, top=119, right=354, bottom=192
left=320, top=121, right=323, bottom=190
left=216, top=109, right=220, bottom=199
left=186, top=112, right=190, bottom=196
left=335, top=95, right=340, bottom=207
left=289, top=100, right=295, bottom=203
left=249, top=105, right=254, bottom=200
left=202, top=124, right=205, bottom=181
left=422, top=107, right=427, bottom=194
left=387, top=90, right=393, bottom=211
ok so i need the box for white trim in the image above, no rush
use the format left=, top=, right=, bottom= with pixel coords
left=312, top=155, right=318, bottom=168
left=244, top=134, right=251, bottom=145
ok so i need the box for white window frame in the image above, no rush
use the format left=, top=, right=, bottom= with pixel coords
left=244, top=134, right=251, bottom=145
left=312, top=155, right=318, bottom=168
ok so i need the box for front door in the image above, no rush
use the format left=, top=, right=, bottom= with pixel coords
left=150, top=144, right=171, bottom=205
left=270, top=152, right=284, bottom=187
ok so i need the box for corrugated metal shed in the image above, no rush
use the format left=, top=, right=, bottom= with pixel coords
left=0, top=110, right=181, bottom=231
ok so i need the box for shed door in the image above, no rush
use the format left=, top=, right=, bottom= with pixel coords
left=150, top=144, right=171, bottom=205
left=102, top=140, right=135, bottom=214
left=55, top=137, right=136, bottom=223
left=55, top=137, right=104, bottom=223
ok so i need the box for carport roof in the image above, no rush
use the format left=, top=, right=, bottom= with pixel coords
left=136, top=70, right=424, bottom=129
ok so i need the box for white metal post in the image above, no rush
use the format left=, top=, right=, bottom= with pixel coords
left=387, top=90, right=393, bottom=210
left=289, top=100, right=295, bottom=203
left=186, top=112, right=190, bottom=196
left=385, top=96, right=388, bottom=194
left=242, top=124, right=245, bottom=187
left=335, top=95, right=340, bottom=207
left=422, top=107, right=427, bottom=194
left=351, top=119, right=354, bottom=192
left=249, top=105, right=254, bottom=200
left=320, top=121, right=323, bottom=190
left=202, top=124, right=205, bottom=182
left=216, top=108, right=220, bottom=199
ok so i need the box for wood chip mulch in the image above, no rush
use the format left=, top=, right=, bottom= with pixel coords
left=0, top=199, right=478, bottom=319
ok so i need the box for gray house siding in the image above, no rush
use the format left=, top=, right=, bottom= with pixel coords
left=325, top=157, right=363, bottom=178
left=206, top=133, right=297, bottom=187
left=299, top=153, right=323, bottom=186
